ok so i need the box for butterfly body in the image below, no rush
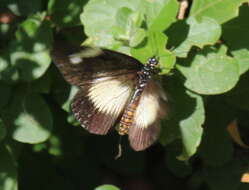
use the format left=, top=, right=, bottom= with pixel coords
left=119, top=57, right=159, bottom=135
left=52, top=42, right=167, bottom=151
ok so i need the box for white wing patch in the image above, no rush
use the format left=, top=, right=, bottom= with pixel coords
left=88, top=76, right=134, bottom=116
left=69, top=48, right=103, bottom=64
left=134, top=81, right=166, bottom=128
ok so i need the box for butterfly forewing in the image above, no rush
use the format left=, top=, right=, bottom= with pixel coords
left=128, top=80, right=167, bottom=151
left=51, top=42, right=142, bottom=87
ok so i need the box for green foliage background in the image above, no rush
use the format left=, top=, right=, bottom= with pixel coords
left=0, top=0, right=249, bottom=190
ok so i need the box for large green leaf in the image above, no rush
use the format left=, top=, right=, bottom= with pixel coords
left=190, top=0, right=248, bottom=24
left=81, top=0, right=143, bottom=48
left=81, top=0, right=179, bottom=53
left=144, top=0, right=178, bottom=31
left=222, top=4, right=249, bottom=75
left=160, top=78, right=205, bottom=160
left=30, top=68, right=52, bottom=94
left=0, top=144, right=17, bottom=190
left=9, top=13, right=52, bottom=82
left=177, top=46, right=239, bottom=95
left=1, top=89, right=52, bottom=144
left=95, top=185, right=120, bottom=190
left=0, top=52, right=19, bottom=83
left=173, top=16, right=221, bottom=57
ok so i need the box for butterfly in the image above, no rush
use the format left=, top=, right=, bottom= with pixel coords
left=51, top=41, right=168, bottom=151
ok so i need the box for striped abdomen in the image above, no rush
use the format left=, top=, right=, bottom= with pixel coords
left=118, top=89, right=143, bottom=135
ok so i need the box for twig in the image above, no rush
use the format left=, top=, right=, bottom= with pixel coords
left=177, top=0, right=189, bottom=20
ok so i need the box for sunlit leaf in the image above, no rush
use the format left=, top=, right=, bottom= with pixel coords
left=160, top=78, right=205, bottom=160
left=145, top=0, right=178, bottom=31
left=173, top=16, right=221, bottom=57
left=177, top=46, right=239, bottom=95
left=95, top=184, right=120, bottom=190
left=222, top=4, right=249, bottom=75
left=1, top=89, right=52, bottom=144
left=190, top=0, right=248, bottom=24
left=9, top=13, right=52, bottom=82
left=0, top=144, right=17, bottom=190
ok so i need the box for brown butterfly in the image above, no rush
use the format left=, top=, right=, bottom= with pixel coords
left=51, top=42, right=168, bottom=151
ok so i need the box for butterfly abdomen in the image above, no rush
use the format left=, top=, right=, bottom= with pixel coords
left=119, top=102, right=138, bottom=135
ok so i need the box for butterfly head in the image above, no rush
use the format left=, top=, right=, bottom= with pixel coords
left=147, top=56, right=159, bottom=68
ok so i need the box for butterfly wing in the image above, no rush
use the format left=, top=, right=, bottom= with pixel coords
left=51, top=42, right=142, bottom=86
left=128, top=80, right=168, bottom=151
left=71, top=74, right=136, bottom=134
left=51, top=42, right=142, bottom=134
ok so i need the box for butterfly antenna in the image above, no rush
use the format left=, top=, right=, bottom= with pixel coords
left=115, top=136, right=123, bottom=160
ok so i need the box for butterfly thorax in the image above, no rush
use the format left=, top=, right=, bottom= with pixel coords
left=118, top=57, right=159, bottom=135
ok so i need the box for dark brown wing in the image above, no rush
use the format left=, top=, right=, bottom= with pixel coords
left=51, top=41, right=143, bottom=87
left=72, top=90, right=115, bottom=134
left=128, top=80, right=168, bottom=151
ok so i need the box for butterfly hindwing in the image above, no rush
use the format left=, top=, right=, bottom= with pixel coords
left=128, top=80, right=167, bottom=151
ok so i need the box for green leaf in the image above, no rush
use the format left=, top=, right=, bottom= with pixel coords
left=30, top=68, right=52, bottom=94
left=95, top=184, right=120, bottom=190
left=81, top=0, right=179, bottom=49
left=0, top=144, right=17, bottom=190
left=190, top=0, right=248, bottom=24
left=0, top=119, right=6, bottom=142
left=145, top=0, right=178, bottom=31
left=0, top=23, right=17, bottom=45
left=177, top=90, right=204, bottom=160
left=131, top=31, right=175, bottom=74
left=173, top=16, right=221, bottom=57
left=48, top=0, right=86, bottom=27
left=129, top=28, right=146, bottom=47
left=111, top=7, right=146, bottom=48
left=81, top=0, right=144, bottom=48
left=1, top=89, right=52, bottom=144
left=177, top=46, right=240, bottom=95
left=9, top=13, right=52, bottom=82
left=222, top=4, right=249, bottom=75
left=0, top=82, right=11, bottom=109
left=52, top=71, right=79, bottom=112
left=0, top=53, right=19, bottom=83
left=61, top=86, right=79, bottom=112
left=160, top=77, right=205, bottom=160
